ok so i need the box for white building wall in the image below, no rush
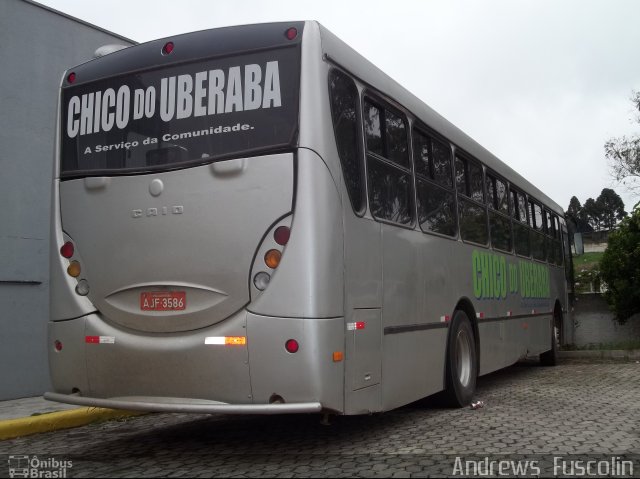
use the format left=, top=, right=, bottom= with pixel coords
left=0, top=0, right=134, bottom=399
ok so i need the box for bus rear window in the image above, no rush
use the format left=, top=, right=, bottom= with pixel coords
left=61, top=46, right=300, bottom=177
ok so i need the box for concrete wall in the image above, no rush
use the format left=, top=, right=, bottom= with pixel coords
left=571, top=293, right=640, bottom=347
left=0, top=0, right=133, bottom=400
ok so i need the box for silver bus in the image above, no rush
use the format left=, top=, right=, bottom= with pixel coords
left=46, top=21, right=570, bottom=415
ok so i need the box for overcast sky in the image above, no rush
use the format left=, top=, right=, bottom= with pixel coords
left=38, top=0, right=640, bottom=211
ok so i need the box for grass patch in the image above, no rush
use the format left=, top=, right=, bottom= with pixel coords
left=562, top=339, right=640, bottom=351
left=573, top=252, right=604, bottom=293
left=573, top=251, right=604, bottom=271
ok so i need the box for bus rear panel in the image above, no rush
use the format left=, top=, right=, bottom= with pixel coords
left=49, top=22, right=346, bottom=414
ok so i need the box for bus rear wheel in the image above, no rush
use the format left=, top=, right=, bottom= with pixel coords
left=540, top=315, right=560, bottom=366
left=443, top=310, right=477, bottom=407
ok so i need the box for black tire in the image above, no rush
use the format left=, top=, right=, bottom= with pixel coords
left=540, top=316, right=560, bottom=366
left=443, top=310, right=477, bottom=407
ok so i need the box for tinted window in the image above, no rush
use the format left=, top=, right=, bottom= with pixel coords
left=531, top=230, right=546, bottom=261
left=459, top=199, right=488, bottom=244
left=532, top=202, right=544, bottom=231
left=510, top=190, right=519, bottom=219
left=364, top=102, right=383, bottom=155
left=61, top=47, right=301, bottom=176
left=432, top=138, right=452, bottom=187
left=455, top=156, right=466, bottom=196
left=368, top=158, right=414, bottom=225
left=365, top=98, right=413, bottom=226
left=385, top=110, right=409, bottom=167
left=544, top=210, right=552, bottom=236
left=413, top=129, right=452, bottom=188
left=468, top=161, right=484, bottom=202
left=417, top=179, right=457, bottom=237
left=495, top=178, right=508, bottom=214
left=555, top=217, right=564, bottom=266
left=486, top=175, right=496, bottom=210
left=549, top=213, right=563, bottom=265
left=490, top=211, right=512, bottom=252
left=517, top=192, right=528, bottom=224
left=329, top=70, right=364, bottom=212
left=364, top=100, right=408, bottom=168
left=514, top=222, right=530, bottom=257
left=413, top=129, right=430, bottom=179
left=455, top=155, right=483, bottom=202
left=549, top=214, right=558, bottom=238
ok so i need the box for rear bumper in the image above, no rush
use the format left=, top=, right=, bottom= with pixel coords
left=44, top=392, right=322, bottom=415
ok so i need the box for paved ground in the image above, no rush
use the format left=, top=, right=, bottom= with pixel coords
left=0, top=397, right=77, bottom=421
left=1, top=360, right=639, bottom=477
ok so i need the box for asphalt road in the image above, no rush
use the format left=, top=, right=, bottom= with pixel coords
left=2, top=360, right=639, bottom=477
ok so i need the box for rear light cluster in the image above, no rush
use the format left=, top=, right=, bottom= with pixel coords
left=60, top=240, right=89, bottom=297
left=252, top=224, right=291, bottom=292
left=162, top=41, right=174, bottom=55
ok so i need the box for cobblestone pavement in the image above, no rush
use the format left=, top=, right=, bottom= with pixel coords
left=1, top=361, right=639, bottom=477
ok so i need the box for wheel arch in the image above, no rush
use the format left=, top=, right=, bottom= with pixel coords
left=553, top=298, right=564, bottom=346
left=452, top=297, right=480, bottom=376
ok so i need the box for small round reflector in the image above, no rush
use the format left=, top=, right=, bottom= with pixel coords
left=75, top=279, right=90, bottom=296
left=264, top=249, right=282, bottom=269
left=285, top=339, right=299, bottom=353
left=253, top=271, right=271, bottom=291
left=274, top=226, right=290, bottom=246
left=285, top=27, right=298, bottom=40
left=60, top=241, right=74, bottom=258
left=67, top=261, right=81, bottom=278
left=67, top=72, right=76, bottom=83
left=162, top=41, right=175, bottom=55
left=54, top=340, right=63, bottom=352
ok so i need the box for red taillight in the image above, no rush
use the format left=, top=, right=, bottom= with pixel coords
left=54, top=340, right=63, bottom=352
left=162, top=41, right=175, bottom=55
left=274, top=226, right=290, bottom=246
left=285, top=27, right=298, bottom=40
left=67, top=72, right=76, bottom=84
left=285, top=339, right=299, bottom=353
left=60, top=242, right=74, bottom=258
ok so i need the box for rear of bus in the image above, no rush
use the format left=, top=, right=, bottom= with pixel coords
left=47, top=22, right=346, bottom=414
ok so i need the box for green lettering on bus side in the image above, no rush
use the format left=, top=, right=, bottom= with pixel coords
left=472, top=250, right=550, bottom=300
left=471, top=250, right=510, bottom=300
left=482, top=252, right=491, bottom=299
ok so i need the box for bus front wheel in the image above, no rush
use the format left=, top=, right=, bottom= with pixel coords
left=443, top=310, right=477, bottom=407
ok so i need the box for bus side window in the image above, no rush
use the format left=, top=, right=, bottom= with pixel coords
left=513, top=189, right=530, bottom=257
left=555, top=216, right=564, bottom=266
left=551, top=213, right=563, bottom=266
left=432, top=137, right=453, bottom=188
left=414, top=128, right=457, bottom=237
left=364, top=98, right=414, bottom=226
left=455, top=154, right=487, bottom=245
left=487, top=173, right=511, bottom=252
left=530, top=200, right=546, bottom=261
left=329, top=70, right=365, bottom=214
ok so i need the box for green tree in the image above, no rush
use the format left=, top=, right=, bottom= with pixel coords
left=605, top=91, right=640, bottom=195
left=583, top=197, right=603, bottom=231
left=596, top=188, right=627, bottom=230
left=599, top=206, right=640, bottom=322
left=566, top=196, right=592, bottom=233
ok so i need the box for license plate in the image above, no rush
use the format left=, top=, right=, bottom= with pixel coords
left=140, top=291, right=186, bottom=311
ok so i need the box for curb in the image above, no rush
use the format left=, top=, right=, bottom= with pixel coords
left=559, top=349, right=640, bottom=360
left=0, top=407, right=146, bottom=441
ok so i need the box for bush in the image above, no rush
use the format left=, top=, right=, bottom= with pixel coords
left=599, top=207, right=640, bottom=322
